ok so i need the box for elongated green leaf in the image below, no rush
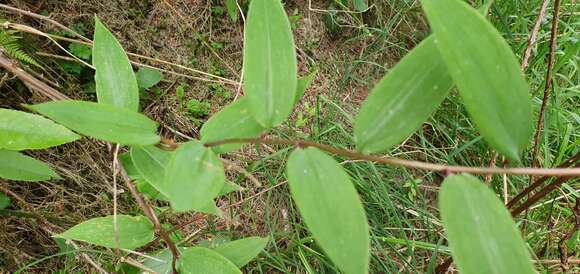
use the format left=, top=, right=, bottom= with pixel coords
left=130, top=145, right=171, bottom=196
left=440, top=174, right=535, bottom=274
left=0, top=108, right=79, bottom=151
left=164, top=141, right=225, bottom=212
left=136, top=67, right=163, bottom=89
left=213, top=237, right=268, bottom=267
left=294, top=69, right=318, bottom=105
left=244, top=0, right=297, bottom=127
left=354, top=36, right=453, bottom=154
left=28, top=101, right=160, bottom=145
left=286, top=147, right=369, bottom=274
left=54, top=215, right=154, bottom=249
left=178, top=247, right=241, bottom=274
left=0, top=149, right=60, bottom=182
left=93, top=17, right=139, bottom=112
left=201, top=97, right=265, bottom=153
left=421, top=0, right=532, bottom=161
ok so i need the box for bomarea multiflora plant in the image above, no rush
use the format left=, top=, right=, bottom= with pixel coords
left=0, top=0, right=578, bottom=273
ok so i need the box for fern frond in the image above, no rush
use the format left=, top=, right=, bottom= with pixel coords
left=0, top=29, right=41, bottom=67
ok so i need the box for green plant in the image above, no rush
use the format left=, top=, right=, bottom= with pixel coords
left=0, top=29, right=40, bottom=67
left=1, top=0, right=578, bottom=273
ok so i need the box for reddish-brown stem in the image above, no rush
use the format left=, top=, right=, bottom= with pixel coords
left=531, top=0, right=562, bottom=167
left=117, top=165, right=180, bottom=274
left=510, top=175, right=573, bottom=217
left=507, top=152, right=580, bottom=208
left=199, top=138, right=580, bottom=177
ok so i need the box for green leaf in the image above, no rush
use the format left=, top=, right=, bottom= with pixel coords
left=421, top=0, right=532, bottom=161
left=178, top=247, right=242, bottom=274
left=0, top=108, right=80, bottom=150
left=244, top=0, right=297, bottom=127
left=119, top=152, right=167, bottom=200
left=93, top=17, right=139, bottom=112
left=130, top=146, right=172, bottom=196
left=213, top=237, right=268, bottom=267
left=136, top=67, right=163, bottom=89
left=200, top=97, right=265, bottom=153
left=0, top=149, right=60, bottom=182
left=28, top=101, right=160, bottom=146
left=54, top=215, right=154, bottom=250
left=127, top=147, right=238, bottom=204
left=224, top=0, right=239, bottom=22
left=286, top=147, right=369, bottom=274
left=142, top=249, right=175, bottom=274
left=164, top=141, right=225, bottom=212
left=439, top=174, right=535, bottom=274
left=219, top=180, right=243, bottom=196
left=0, top=192, right=11, bottom=209
left=294, top=69, right=318, bottom=105
left=353, top=0, right=368, bottom=11
left=354, top=36, right=452, bottom=154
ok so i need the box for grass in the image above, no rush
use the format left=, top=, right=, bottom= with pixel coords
left=0, top=0, right=578, bottom=273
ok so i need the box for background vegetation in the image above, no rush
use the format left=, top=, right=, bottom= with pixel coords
left=0, top=0, right=577, bottom=272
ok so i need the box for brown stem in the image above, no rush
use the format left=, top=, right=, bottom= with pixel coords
left=0, top=51, right=69, bottom=100
left=510, top=176, right=573, bottom=217
left=558, top=198, right=580, bottom=272
left=199, top=138, right=580, bottom=177
left=507, top=152, right=580, bottom=208
left=117, top=165, right=180, bottom=274
left=531, top=0, right=562, bottom=167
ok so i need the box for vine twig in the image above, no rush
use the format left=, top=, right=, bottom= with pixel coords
left=531, top=0, right=562, bottom=167
left=194, top=137, right=580, bottom=177
left=117, top=164, right=180, bottom=274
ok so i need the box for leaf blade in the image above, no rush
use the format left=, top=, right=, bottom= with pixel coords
left=93, top=17, right=139, bottom=111
left=130, top=145, right=172, bottom=196
left=178, top=247, right=241, bottom=274
left=354, top=36, right=453, bottom=153
left=200, top=97, right=265, bottom=153
left=0, top=108, right=80, bottom=150
left=136, top=67, right=163, bottom=89
left=0, top=149, right=60, bottom=182
left=213, top=237, right=268, bottom=267
left=164, top=141, right=225, bottom=212
left=54, top=215, right=154, bottom=250
left=28, top=101, right=160, bottom=146
left=286, top=147, right=369, bottom=274
left=440, top=174, right=535, bottom=274
left=421, top=0, right=533, bottom=161
left=244, top=0, right=297, bottom=127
